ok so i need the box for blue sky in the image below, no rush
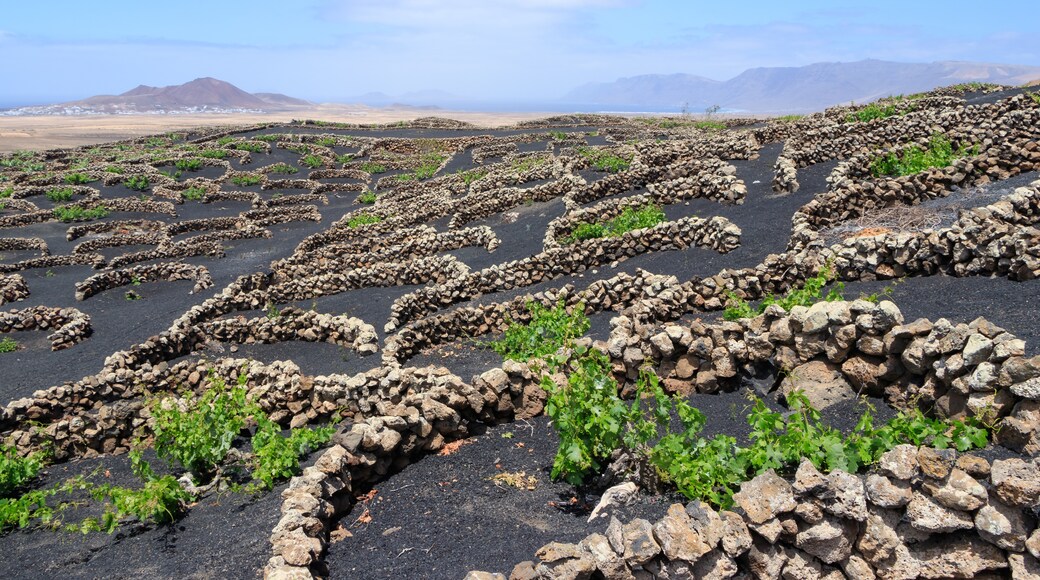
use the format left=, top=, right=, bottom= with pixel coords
left=1, top=0, right=1036, bottom=104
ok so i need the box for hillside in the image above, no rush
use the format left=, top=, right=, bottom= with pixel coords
left=566, top=59, right=1040, bottom=112
left=4, top=78, right=310, bottom=115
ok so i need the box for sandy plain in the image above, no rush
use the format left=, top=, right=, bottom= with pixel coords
left=0, top=104, right=551, bottom=152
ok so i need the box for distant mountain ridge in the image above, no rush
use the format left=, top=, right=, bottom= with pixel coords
left=565, top=60, right=1040, bottom=113
left=4, top=78, right=310, bottom=115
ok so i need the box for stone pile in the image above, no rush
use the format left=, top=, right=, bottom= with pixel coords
left=483, top=453, right=1040, bottom=580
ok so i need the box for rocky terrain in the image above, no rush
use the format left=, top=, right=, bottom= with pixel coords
left=0, top=84, right=1039, bottom=580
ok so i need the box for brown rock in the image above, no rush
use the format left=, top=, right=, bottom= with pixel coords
left=1008, top=553, right=1040, bottom=580
left=877, top=445, right=919, bottom=480
left=922, top=468, right=988, bottom=511
left=794, top=515, right=856, bottom=564
left=733, top=470, right=797, bottom=524
left=652, top=503, right=712, bottom=562
left=719, top=510, right=752, bottom=557
left=991, top=458, right=1040, bottom=506
left=975, top=500, right=1029, bottom=552
left=865, top=474, right=912, bottom=508
left=917, top=447, right=956, bottom=480
left=905, top=492, right=974, bottom=533
left=779, top=360, right=855, bottom=410
left=910, top=534, right=1008, bottom=579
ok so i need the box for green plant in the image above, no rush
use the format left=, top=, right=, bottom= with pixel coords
left=336, top=153, right=354, bottom=165
left=236, top=142, right=265, bottom=153
left=347, top=213, right=382, bottom=228
left=0, top=444, right=41, bottom=497
left=775, top=114, right=804, bottom=123
left=268, top=163, right=298, bottom=175
left=541, top=347, right=635, bottom=484
left=249, top=415, right=334, bottom=490
left=52, top=205, right=109, bottom=222
left=510, top=156, right=549, bottom=174
left=0, top=187, right=12, bottom=199
left=124, top=175, right=150, bottom=191
left=63, top=173, right=93, bottom=185
left=216, top=137, right=237, bottom=146
left=124, top=290, right=141, bottom=301
left=199, top=149, right=228, bottom=160
left=174, top=158, right=202, bottom=172
left=149, top=372, right=249, bottom=483
left=46, top=187, right=74, bottom=203
left=458, top=168, right=487, bottom=185
left=358, top=191, right=377, bottom=204
left=1027, top=91, right=1040, bottom=105
left=253, top=134, right=282, bottom=143
left=491, top=300, right=589, bottom=361
left=359, top=162, right=388, bottom=173
left=871, top=134, right=977, bottom=177
left=562, top=204, right=666, bottom=244
left=847, top=102, right=902, bottom=123
left=183, top=187, right=206, bottom=201
left=105, top=165, right=125, bottom=174
left=265, top=302, right=281, bottom=320
left=724, top=265, right=844, bottom=321
left=575, top=147, right=631, bottom=173
left=301, top=155, right=324, bottom=169
left=231, top=174, right=263, bottom=187
left=548, top=131, right=567, bottom=141
left=317, top=137, right=337, bottom=147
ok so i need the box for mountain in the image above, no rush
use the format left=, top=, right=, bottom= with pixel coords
left=564, top=60, right=1040, bottom=113
left=254, top=93, right=312, bottom=107
left=4, top=78, right=309, bottom=115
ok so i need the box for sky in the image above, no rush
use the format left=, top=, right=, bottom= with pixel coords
left=1, top=0, right=1037, bottom=105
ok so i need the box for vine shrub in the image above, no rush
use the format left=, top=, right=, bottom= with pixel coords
left=562, top=204, right=666, bottom=244
left=871, top=134, right=978, bottom=177
left=542, top=348, right=992, bottom=509
left=149, top=370, right=335, bottom=489
left=0, top=444, right=43, bottom=497
left=490, top=299, right=589, bottom=362
left=724, top=265, right=844, bottom=321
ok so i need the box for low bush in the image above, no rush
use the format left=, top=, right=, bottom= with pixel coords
left=359, top=162, right=386, bottom=174
left=576, top=147, right=631, bottom=172
left=491, top=299, right=589, bottom=361
left=231, top=174, right=263, bottom=187
left=235, top=142, right=265, bottom=153
left=542, top=348, right=992, bottom=508
left=0, top=337, right=18, bottom=353
left=124, top=175, right=150, bottom=191
left=301, top=154, right=324, bottom=169
left=53, top=205, right=109, bottom=222
left=63, top=173, right=93, bottom=185
left=358, top=191, right=377, bottom=204
left=847, top=102, right=902, bottom=123
left=347, top=213, right=382, bottom=228
left=562, top=203, right=666, bottom=244
left=148, top=370, right=334, bottom=489
left=724, top=264, right=844, bottom=321
left=0, top=444, right=42, bottom=496
left=267, top=163, right=298, bottom=175
left=46, top=187, right=74, bottom=203
left=182, top=186, right=206, bottom=201
left=199, top=149, right=228, bottom=160
left=174, top=158, right=202, bottom=172
left=871, top=134, right=977, bottom=177
left=457, top=168, right=487, bottom=185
